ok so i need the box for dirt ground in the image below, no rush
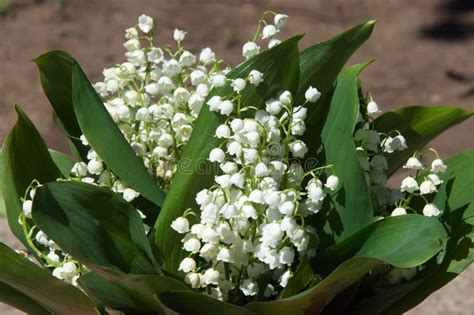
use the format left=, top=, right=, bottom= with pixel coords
left=0, top=0, right=473, bottom=314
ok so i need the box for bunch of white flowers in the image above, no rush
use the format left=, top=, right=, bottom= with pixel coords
left=171, top=81, right=337, bottom=301
left=242, top=12, right=289, bottom=60
left=393, top=150, right=447, bottom=217
left=19, top=14, right=228, bottom=284
left=354, top=98, right=407, bottom=208
left=93, top=14, right=227, bottom=190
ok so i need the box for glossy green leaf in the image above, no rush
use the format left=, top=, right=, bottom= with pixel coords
left=319, top=62, right=373, bottom=245
left=0, top=106, right=62, bottom=248
left=373, top=150, right=474, bottom=314
left=160, top=290, right=254, bottom=315
left=49, top=149, right=77, bottom=177
left=71, top=62, right=165, bottom=207
left=374, top=106, right=473, bottom=177
left=0, top=282, right=49, bottom=315
left=0, top=243, right=97, bottom=314
left=33, top=50, right=87, bottom=160
left=32, top=181, right=157, bottom=274
left=297, top=21, right=375, bottom=155
left=153, top=36, right=302, bottom=273
left=81, top=267, right=187, bottom=314
left=245, top=215, right=447, bottom=314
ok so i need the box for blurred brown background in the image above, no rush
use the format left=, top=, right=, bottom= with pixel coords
left=0, top=0, right=473, bottom=313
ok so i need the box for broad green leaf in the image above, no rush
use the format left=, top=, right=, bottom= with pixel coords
left=296, top=21, right=375, bottom=155
left=0, top=282, right=49, bottom=315
left=82, top=267, right=187, bottom=314
left=375, top=150, right=474, bottom=314
left=32, top=181, right=158, bottom=274
left=71, top=62, right=165, bottom=207
left=159, top=290, right=254, bottom=315
left=1, top=106, right=62, bottom=248
left=49, top=149, right=77, bottom=177
left=153, top=36, right=302, bottom=273
left=374, top=106, right=473, bottom=177
left=0, top=243, right=97, bottom=314
left=245, top=215, right=447, bottom=314
left=319, top=62, right=373, bottom=245
left=33, top=50, right=87, bottom=160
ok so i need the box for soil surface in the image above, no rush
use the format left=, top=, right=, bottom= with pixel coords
left=0, top=0, right=473, bottom=314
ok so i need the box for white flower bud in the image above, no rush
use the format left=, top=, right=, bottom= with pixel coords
left=183, top=238, right=201, bottom=253
left=179, top=50, right=196, bottom=67
left=404, top=157, right=424, bottom=170
left=185, top=272, right=200, bottom=288
left=240, top=278, right=258, bottom=296
left=265, top=99, right=282, bottom=115
left=391, top=207, right=407, bottom=216
left=138, top=15, right=154, bottom=33
left=431, top=159, right=447, bottom=174
left=268, top=38, right=281, bottom=49
left=200, top=243, right=218, bottom=260
left=199, top=48, right=216, bottom=64
left=231, top=78, right=246, bottom=93
left=71, top=162, right=88, bottom=177
left=242, top=204, right=258, bottom=219
left=202, top=268, right=220, bottom=285
left=123, top=188, right=139, bottom=202
left=248, top=70, right=264, bottom=86
left=123, top=39, right=141, bottom=51
left=216, top=247, right=234, bottom=263
left=171, top=217, right=190, bottom=234
left=87, top=160, right=103, bottom=175
left=279, top=201, right=295, bottom=215
left=242, top=41, right=261, bottom=59
left=325, top=175, right=339, bottom=191
left=420, top=180, right=437, bottom=195
left=279, top=91, right=292, bottom=105
left=289, top=140, right=308, bottom=158
left=427, top=174, right=443, bottom=186
left=400, top=176, right=419, bottom=193
left=210, top=74, right=226, bottom=87
left=262, top=25, right=278, bottom=39
left=367, top=101, right=381, bottom=115
left=279, top=247, right=295, bottom=265
left=305, top=86, right=321, bottom=103
left=215, top=124, right=231, bottom=139
left=209, top=148, right=225, bottom=163
left=274, top=14, right=289, bottom=29
left=173, top=28, right=186, bottom=42
left=179, top=257, right=196, bottom=273
left=218, top=100, right=234, bottom=116
left=147, top=47, right=164, bottom=63
left=423, top=203, right=441, bottom=217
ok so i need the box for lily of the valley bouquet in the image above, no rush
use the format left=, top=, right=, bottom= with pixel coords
left=1, top=12, right=473, bottom=314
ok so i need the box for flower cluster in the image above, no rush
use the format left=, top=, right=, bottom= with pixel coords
left=93, top=14, right=227, bottom=190
left=393, top=150, right=447, bottom=217
left=19, top=14, right=228, bottom=284
left=171, top=78, right=337, bottom=301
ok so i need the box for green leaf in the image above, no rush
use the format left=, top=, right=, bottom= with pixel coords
left=318, top=62, right=373, bottom=245
left=159, top=291, right=255, bottom=315
left=32, top=181, right=157, bottom=274
left=49, top=149, right=77, bottom=177
left=245, top=215, right=447, bottom=314
left=297, top=21, right=375, bottom=155
left=0, top=106, right=62, bottom=248
left=0, top=243, right=97, bottom=314
left=374, top=106, right=473, bottom=177
left=71, top=62, right=165, bottom=207
left=0, top=152, right=5, bottom=217
left=375, top=150, right=474, bottom=314
left=33, top=50, right=87, bottom=160
left=153, top=36, right=302, bottom=273
left=81, top=268, right=187, bottom=314
left=0, top=282, right=49, bottom=315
